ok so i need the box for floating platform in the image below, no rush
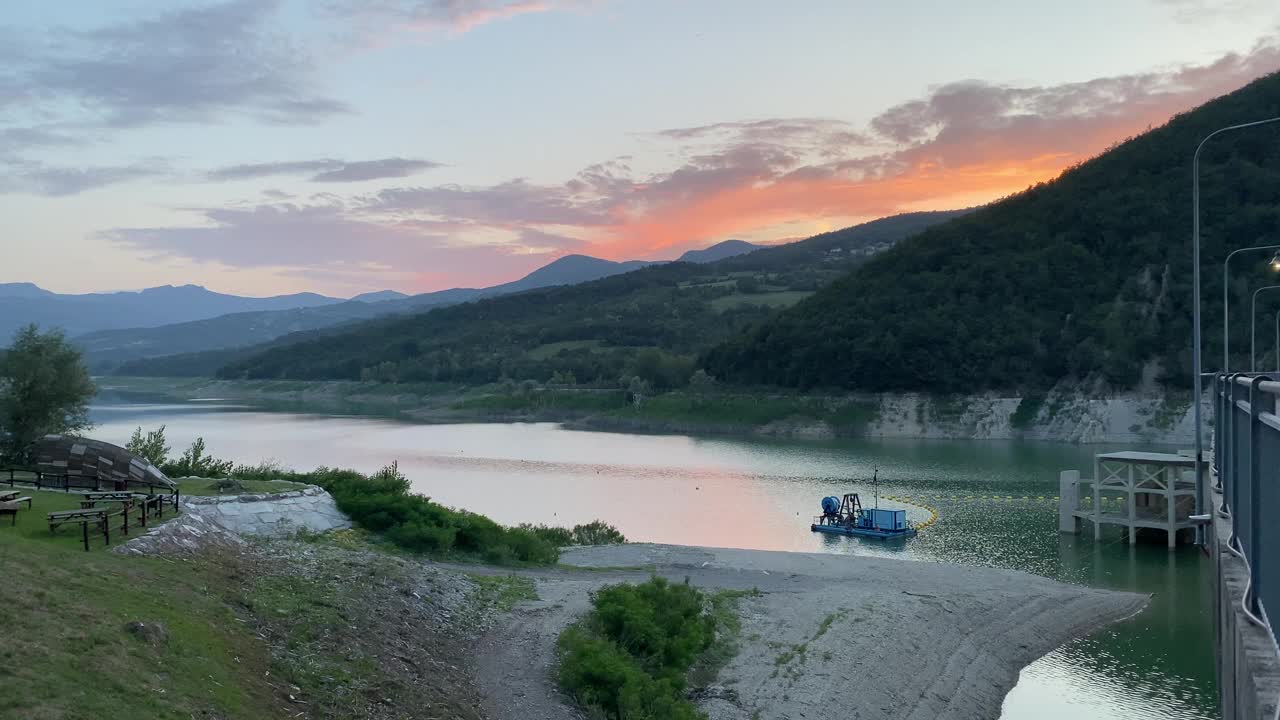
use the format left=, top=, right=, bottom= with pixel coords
left=810, top=522, right=918, bottom=540
left=810, top=492, right=919, bottom=541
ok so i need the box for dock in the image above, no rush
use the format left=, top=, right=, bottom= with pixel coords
left=1058, top=450, right=1199, bottom=548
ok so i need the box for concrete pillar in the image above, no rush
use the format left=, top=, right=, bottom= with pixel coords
left=1059, top=470, right=1079, bottom=533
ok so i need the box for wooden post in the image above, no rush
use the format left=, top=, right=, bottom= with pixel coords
left=102, top=514, right=109, bottom=546
left=81, top=521, right=89, bottom=552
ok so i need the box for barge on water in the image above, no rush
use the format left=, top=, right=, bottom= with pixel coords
left=811, top=492, right=917, bottom=540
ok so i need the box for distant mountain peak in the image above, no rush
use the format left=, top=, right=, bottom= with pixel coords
left=352, top=290, right=410, bottom=303
left=677, top=239, right=761, bottom=264
left=0, top=282, right=54, bottom=299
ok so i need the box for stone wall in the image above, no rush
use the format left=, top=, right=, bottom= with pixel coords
left=182, top=485, right=351, bottom=537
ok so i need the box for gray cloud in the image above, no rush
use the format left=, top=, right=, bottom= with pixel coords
left=105, top=200, right=557, bottom=287
left=209, top=157, right=441, bottom=182
left=1155, top=0, right=1275, bottom=22
left=0, top=160, right=168, bottom=197
left=312, top=158, right=443, bottom=182
left=5, top=0, right=348, bottom=129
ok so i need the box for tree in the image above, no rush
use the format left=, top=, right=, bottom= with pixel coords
left=126, top=425, right=171, bottom=467
left=0, top=325, right=96, bottom=464
left=162, top=437, right=233, bottom=478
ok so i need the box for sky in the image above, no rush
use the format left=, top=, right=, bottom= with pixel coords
left=2, top=0, right=1279, bottom=298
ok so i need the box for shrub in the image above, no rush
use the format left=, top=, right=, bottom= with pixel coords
left=572, top=521, right=626, bottom=546
left=557, top=577, right=714, bottom=719
left=520, top=521, right=626, bottom=547
left=161, top=437, right=234, bottom=478
left=308, top=462, right=561, bottom=564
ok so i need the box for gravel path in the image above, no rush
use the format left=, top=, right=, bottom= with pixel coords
left=474, top=544, right=1149, bottom=720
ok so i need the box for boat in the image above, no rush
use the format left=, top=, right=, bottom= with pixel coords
left=810, top=468, right=918, bottom=540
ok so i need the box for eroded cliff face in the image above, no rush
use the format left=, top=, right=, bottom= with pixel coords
left=862, top=390, right=1201, bottom=445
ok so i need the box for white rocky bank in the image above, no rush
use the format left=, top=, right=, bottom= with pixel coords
left=181, top=484, right=352, bottom=537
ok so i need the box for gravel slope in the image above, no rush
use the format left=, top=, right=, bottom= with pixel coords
left=474, top=544, right=1149, bottom=720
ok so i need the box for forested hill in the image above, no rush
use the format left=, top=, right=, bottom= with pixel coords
left=206, top=210, right=964, bottom=385
left=703, top=71, right=1280, bottom=393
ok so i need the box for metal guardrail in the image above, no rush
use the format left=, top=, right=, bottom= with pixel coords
left=1213, top=374, right=1280, bottom=646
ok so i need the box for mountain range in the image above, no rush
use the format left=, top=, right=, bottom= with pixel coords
left=3, top=239, right=762, bottom=370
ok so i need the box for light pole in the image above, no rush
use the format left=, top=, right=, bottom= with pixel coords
left=1192, top=116, right=1280, bottom=545
left=1223, top=245, right=1280, bottom=372
left=1251, top=284, right=1280, bottom=371
left=1274, top=309, right=1279, bottom=372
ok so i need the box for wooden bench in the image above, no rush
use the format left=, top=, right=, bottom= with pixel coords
left=0, top=501, right=21, bottom=526
left=0, top=490, right=18, bottom=502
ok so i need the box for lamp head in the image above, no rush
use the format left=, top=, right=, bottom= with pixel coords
left=1270, top=251, right=1280, bottom=271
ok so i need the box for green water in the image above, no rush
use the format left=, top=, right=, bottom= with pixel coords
left=89, top=395, right=1217, bottom=719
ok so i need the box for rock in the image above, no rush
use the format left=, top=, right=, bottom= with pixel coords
left=123, top=620, right=168, bottom=646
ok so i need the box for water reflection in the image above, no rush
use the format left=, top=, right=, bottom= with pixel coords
left=87, top=396, right=1217, bottom=720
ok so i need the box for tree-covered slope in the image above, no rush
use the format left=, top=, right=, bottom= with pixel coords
left=209, top=211, right=964, bottom=386
left=703, top=72, right=1280, bottom=393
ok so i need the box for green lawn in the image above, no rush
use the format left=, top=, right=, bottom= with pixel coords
left=177, top=478, right=310, bottom=497
left=0, top=490, right=287, bottom=719
left=708, top=290, right=812, bottom=312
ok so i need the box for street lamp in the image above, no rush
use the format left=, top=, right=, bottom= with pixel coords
left=1250, top=285, right=1280, bottom=371
left=1274, top=309, right=1280, bottom=373
left=1221, top=244, right=1280, bottom=372
left=1192, top=115, right=1280, bottom=545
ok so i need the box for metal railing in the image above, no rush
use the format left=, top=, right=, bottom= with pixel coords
left=1212, top=374, right=1280, bottom=648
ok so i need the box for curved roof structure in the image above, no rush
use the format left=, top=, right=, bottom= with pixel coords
left=34, top=435, right=175, bottom=490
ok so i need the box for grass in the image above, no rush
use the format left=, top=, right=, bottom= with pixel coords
left=708, top=290, right=812, bottom=312
left=527, top=339, right=603, bottom=360
left=467, top=573, right=539, bottom=612
left=0, top=490, right=285, bottom=720
left=177, top=477, right=310, bottom=496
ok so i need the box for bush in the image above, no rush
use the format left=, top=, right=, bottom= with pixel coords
left=557, top=577, right=714, bottom=719
left=309, top=462, right=562, bottom=564
left=161, top=437, right=234, bottom=478
left=520, top=521, right=627, bottom=547
left=572, top=521, right=626, bottom=546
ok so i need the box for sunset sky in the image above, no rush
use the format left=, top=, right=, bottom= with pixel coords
left=3, top=0, right=1279, bottom=297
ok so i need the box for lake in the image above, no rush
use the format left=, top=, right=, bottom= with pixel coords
left=89, top=393, right=1216, bottom=720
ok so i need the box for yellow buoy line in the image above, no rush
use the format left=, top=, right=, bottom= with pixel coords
left=879, top=493, right=1132, bottom=506
left=876, top=495, right=939, bottom=531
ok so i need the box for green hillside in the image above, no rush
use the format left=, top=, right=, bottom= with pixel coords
left=208, top=211, right=963, bottom=387
left=703, top=71, right=1280, bottom=393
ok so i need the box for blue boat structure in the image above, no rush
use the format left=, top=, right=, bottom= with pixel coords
left=811, top=469, right=918, bottom=540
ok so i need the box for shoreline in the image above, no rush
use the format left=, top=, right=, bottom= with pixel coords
left=476, top=542, right=1152, bottom=720
left=95, top=376, right=1200, bottom=445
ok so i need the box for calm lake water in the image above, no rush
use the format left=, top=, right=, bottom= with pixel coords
left=89, top=393, right=1216, bottom=720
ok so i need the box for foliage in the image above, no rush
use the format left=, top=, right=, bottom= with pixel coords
left=1010, top=393, right=1047, bottom=430
left=160, top=436, right=235, bottom=478
left=126, top=424, right=171, bottom=467
left=519, top=520, right=627, bottom=547
left=0, top=324, right=96, bottom=464
left=557, top=577, right=718, bottom=720
left=704, top=72, right=1280, bottom=392
left=310, top=462, right=561, bottom=564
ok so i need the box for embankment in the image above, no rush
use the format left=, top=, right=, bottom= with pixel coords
left=98, top=376, right=1201, bottom=444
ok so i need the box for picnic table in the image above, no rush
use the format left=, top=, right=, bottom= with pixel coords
left=48, top=508, right=117, bottom=551
left=0, top=490, right=33, bottom=525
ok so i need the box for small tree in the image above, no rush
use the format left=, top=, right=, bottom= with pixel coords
left=0, top=324, right=96, bottom=464
left=126, top=425, right=170, bottom=467
left=163, top=437, right=234, bottom=478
